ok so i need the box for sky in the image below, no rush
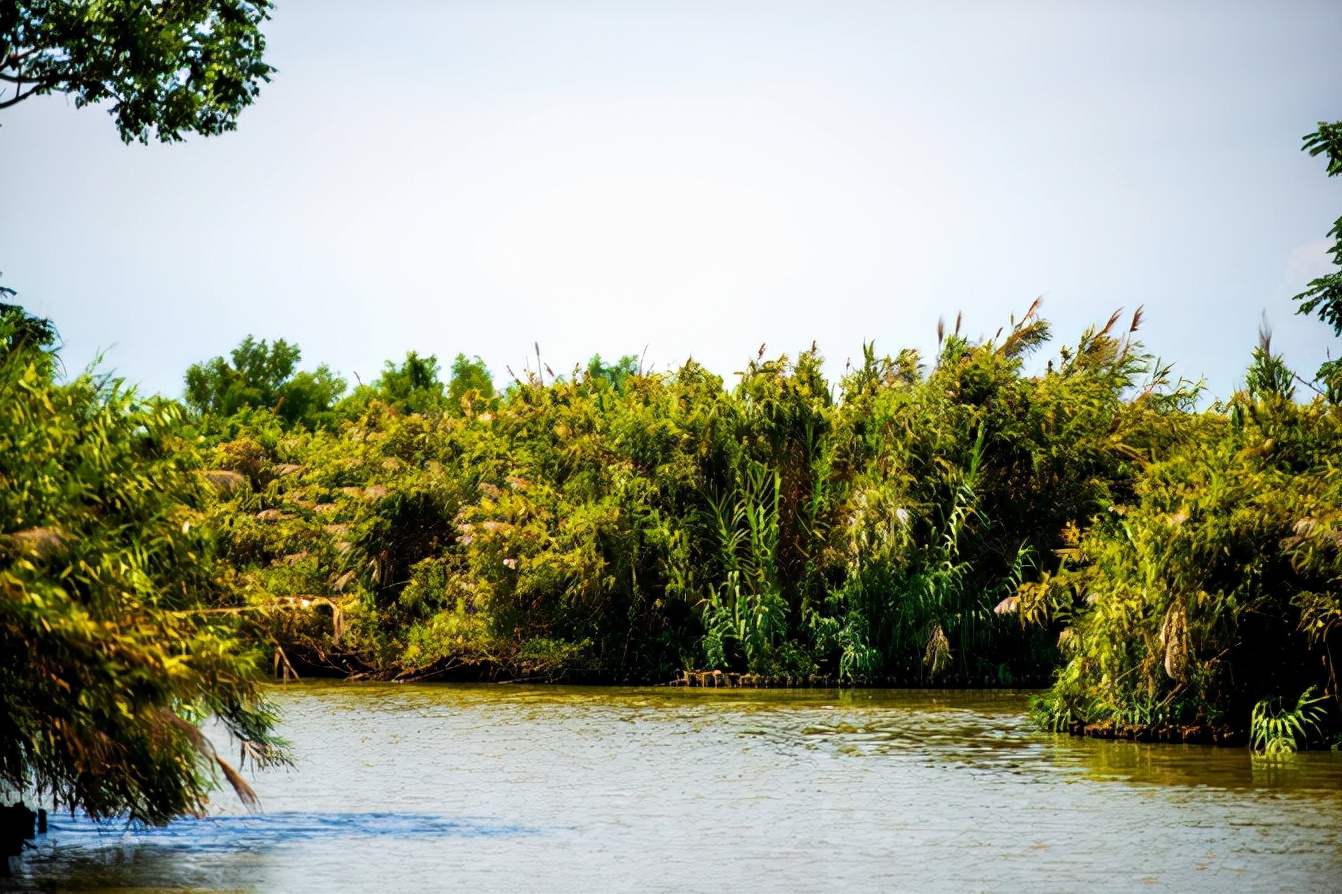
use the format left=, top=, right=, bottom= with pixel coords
left=2, top=0, right=1340, bottom=400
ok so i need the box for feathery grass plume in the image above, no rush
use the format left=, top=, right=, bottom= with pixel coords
left=924, top=622, right=951, bottom=677
left=1160, top=601, right=1189, bottom=681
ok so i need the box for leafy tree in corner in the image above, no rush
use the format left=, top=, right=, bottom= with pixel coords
left=185, top=335, right=346, bottom=429
left=0, top=0, right=274, bottom=143
left=1293, top=120, right=1342, bottom=400
left=1, top=1, right=282, bottom=835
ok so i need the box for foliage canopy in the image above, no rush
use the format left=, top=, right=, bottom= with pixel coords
left=0, top=0, right=274, bottom=142
left=1, top=308, right=287, bottom=824
left=1293, top=119, right=1342, bottom=400
left=184, top=335, right=346, bottom=431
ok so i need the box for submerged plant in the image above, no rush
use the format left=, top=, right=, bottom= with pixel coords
left=1251, top=687, right=1328, bottom=754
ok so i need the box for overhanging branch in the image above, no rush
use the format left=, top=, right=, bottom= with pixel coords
left=0, top=83, right=46, bottom=108
left=2, top=48, right=41, bottom=69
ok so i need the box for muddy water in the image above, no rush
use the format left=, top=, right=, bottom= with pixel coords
left=12, top=684, right=1342, bottom=892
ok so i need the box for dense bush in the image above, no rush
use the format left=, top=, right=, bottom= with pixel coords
left=184, top=291, right=1340, bottom=746
left=1021, top=345, right=1342, bottom=743
left=200, top=307, right=1190, bottom=688
left=0, top=306, right=286, bottom=825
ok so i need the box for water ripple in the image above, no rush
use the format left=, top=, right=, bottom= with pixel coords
left=9, top=685, right=1342, bottom=894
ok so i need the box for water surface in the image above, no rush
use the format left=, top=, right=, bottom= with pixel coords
left=13, top=684, right=1342, bottom=892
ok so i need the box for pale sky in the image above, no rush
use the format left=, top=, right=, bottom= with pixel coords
left=2, top=0, right=1340, bottom=399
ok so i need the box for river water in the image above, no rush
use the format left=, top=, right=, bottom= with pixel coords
left=10, top=684, right=1342, bottom=892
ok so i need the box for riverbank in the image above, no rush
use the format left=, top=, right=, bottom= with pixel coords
left=276, top=662, right=1266, bottom=747
left=667, top=669, right=1052, bottom=689
left=1065, top=719, right=1243, bottom=746
left=276, top=658, right=1263, bottom=745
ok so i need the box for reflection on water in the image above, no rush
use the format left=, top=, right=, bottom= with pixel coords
left=8, top=685, right=1341, bottom=893
left=43, top=811, right=533, bottom=850
left=16, top=813, right=533, bottom=893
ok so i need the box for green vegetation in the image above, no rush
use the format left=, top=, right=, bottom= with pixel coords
left=159, top=265, right=1336, bottom=756
left=1251, top=687, right=1328, bottom=755
left=1293, top=120, right=1342, bottom=401
left=0, top=0, right=274, bottom=142
left=3, top=0, right=284, bottom=837
left=186, top=306, right=1189, bottom=692
left=1020, top=346, right=1342, bottom=743
left=185, top=335, right=346, bottom=431
left=3, top=109, right=1340, bottom=841
left=7, top=268, right=1340, bottom=812
left=0, top=302, right=287, bottom=825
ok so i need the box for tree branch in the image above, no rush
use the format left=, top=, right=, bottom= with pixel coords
left=3, top=47, right=42, bottom=69
left=0, top=83, right=46, bottom=108
left=1292, top=371, right=1328, bottom=398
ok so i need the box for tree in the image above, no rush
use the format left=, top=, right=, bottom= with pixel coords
left=0, top=286, right=57, bottom=378
left=342, top=351, right=448, bottom=416
left=184, top=335, right=346, bottom=429
left=378, top=352, right=445, bottom=412
left=447, top=353, right=495, bottom=414
left=1, top=305, right=287, bottom=826
left=0, top=0, right=274, bottom=143
left=1293, top=120, right=1342, bottom=400
left=2, top=1, right=282, bottom=838
left=584, top=353, right=640, bottom=393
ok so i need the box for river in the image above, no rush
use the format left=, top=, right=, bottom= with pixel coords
left=10, top=684, right=1342, bottom=892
